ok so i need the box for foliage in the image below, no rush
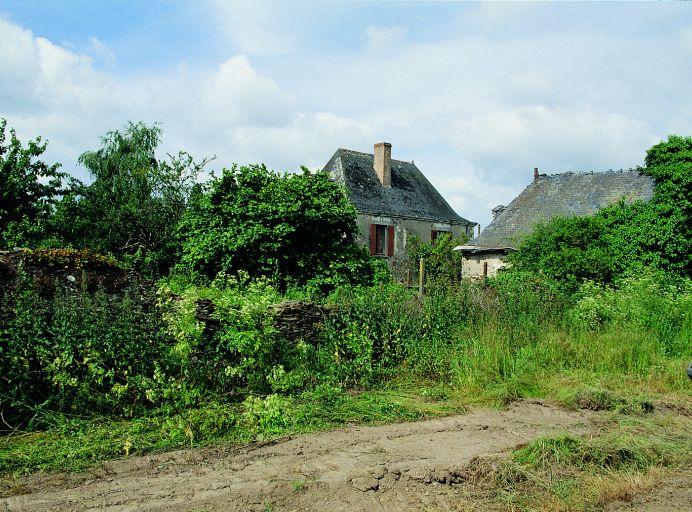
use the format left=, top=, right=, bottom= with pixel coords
left=507, top=135, right=691, bottom=288
left=0, top=119, right=67, bottom=248
left=177, top=164, right=374, bottom=290
left=157, top=273, right=313, bottom=398
left=569, top=270, right=690, bottom=355
left=2, top=133, right=690, bottom=483
left=0, top=272, right=167, bottom=426
left=51, top=122, right=208, bottom=276
left=406, top=231, right=469, bottom=283
left=1, top=268, right=690, bottom=476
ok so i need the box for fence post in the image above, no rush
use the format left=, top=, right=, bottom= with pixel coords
left=418, top=257, right=425, bottom=296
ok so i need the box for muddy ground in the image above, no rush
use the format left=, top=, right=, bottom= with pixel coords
left=2, top=400, right=689, bottom=512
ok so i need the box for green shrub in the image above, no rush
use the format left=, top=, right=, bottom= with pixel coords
left=506, top=135, right=691, bottom=287
left=570, top=271, right=691, bottom=356
left=176, top=165, right=375, bottom=290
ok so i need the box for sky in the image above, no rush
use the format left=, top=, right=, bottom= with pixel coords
left=1, top=1, right=690, bottom=228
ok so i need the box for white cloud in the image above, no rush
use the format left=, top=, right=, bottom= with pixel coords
left=209, top=1, right=299, bottom=56
left=1, top=3, right=690, bottom=228
left=0, top=16, right=364, bottom=181
left=85, top=37, right=116, bottom=67
left=365, top=25, right=406, bottom=48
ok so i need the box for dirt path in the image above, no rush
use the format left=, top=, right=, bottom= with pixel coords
left=0, top=400, right=611, bottom=511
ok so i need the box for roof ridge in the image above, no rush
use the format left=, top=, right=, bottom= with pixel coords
left=539, top=168, right=639, bottom=178
left=337, top=148, right=416, bottom=166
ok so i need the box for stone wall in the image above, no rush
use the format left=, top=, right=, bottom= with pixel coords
left=0, top=249, right=150, bottom=299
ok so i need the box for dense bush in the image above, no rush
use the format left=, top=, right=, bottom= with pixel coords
left=158, top=274, right=315, bottom=398
left=0, top=273, right=167, bottom=426
left=2, top=260, right=689, bottom=433
left=406, top=232, right=468, bottom=283
left=176, top=164, right=376, bottom=290
left=51, top=122, right=208, bottom=276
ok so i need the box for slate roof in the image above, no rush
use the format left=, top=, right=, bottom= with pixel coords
left=323, top=148, right=474, bottom=225
left=473, top=170, right=655, bottom=249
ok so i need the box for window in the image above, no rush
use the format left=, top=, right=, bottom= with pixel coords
left=375, top=224, right=386, bottom=255
left=369, top=224, right=394, bottom=256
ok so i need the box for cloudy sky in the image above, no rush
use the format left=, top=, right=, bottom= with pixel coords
left=1, top=1, right=690, bottom=227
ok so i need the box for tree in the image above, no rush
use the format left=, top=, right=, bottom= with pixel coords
left=0, top=119, right=66, bottom=247
left=53, top=122, right=208, bottom=275
left=177, top=164, right=373, bottom=289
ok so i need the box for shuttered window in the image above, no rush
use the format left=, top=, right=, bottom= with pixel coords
left=370, top=224, right=394, bottom=256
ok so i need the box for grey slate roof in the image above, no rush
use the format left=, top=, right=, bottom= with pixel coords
left=323, top=148, right=474, bottom=225
left=473, top=170, right=655, bottom=249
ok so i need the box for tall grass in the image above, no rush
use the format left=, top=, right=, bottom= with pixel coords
left=322, top=270, right=691, bottom=403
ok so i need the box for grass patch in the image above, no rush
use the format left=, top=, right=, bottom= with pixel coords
left=477, top=413, right=692, bottom=510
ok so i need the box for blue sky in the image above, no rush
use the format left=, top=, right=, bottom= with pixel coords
left=1, top=1, right=690, bottom=227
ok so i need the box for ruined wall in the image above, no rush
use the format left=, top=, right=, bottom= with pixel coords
left=0, top=249, right=150, bottom=300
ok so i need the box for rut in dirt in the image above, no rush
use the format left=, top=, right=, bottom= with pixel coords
left=3, top=400, right=599, bottom=512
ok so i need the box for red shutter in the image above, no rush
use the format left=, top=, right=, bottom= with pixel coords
left=431, top=230, right=436, bottom=244
left=369, top=224, right=377, bottom=255
left=387, top=225, right=395, bottom=256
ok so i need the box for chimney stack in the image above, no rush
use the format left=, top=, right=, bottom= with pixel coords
left=374, top=142, right=392, bottom=187
left=533, top=167, right=539, bottom=180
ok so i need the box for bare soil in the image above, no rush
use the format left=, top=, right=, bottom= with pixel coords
left=606, top=473, right=692, bottom=512
left=1, top=400, right=688, bottom=512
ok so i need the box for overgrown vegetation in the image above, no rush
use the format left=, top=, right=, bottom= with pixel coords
left=0, top=120, right=690, bottom=506
left=0, top=119, right=67, bottom=248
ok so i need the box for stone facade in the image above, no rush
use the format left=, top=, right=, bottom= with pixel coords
left=355, top=214, right=473, bottom=263
left=456, top=248, right=510, bottom=279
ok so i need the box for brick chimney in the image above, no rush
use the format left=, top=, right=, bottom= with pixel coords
left=533, top=167, right=539, bottom=180
left=374, top=142, right=392, bottom=187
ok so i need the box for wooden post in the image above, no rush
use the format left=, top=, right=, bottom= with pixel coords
left=418, top=257, right=425, bottom=296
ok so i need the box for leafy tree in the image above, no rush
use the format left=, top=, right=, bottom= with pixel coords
left=0, top=119, right=67, bottom=247
left=177, top=164, right=373, bottom=289
left=53, top=122, right=208, bottom=275
left=507, top=135, right=691, bottom=289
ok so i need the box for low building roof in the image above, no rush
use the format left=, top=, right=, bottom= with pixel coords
left=473, top=170, right=654, bottom=249
left=453, top=245, right=514, bottom=255
left=323, top=148, right=475, bottom=225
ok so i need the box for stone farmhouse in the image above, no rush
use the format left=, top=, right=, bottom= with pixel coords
left=456, top=168, right=655, bottom=278
left=323, top=143, right=476, bottom=266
